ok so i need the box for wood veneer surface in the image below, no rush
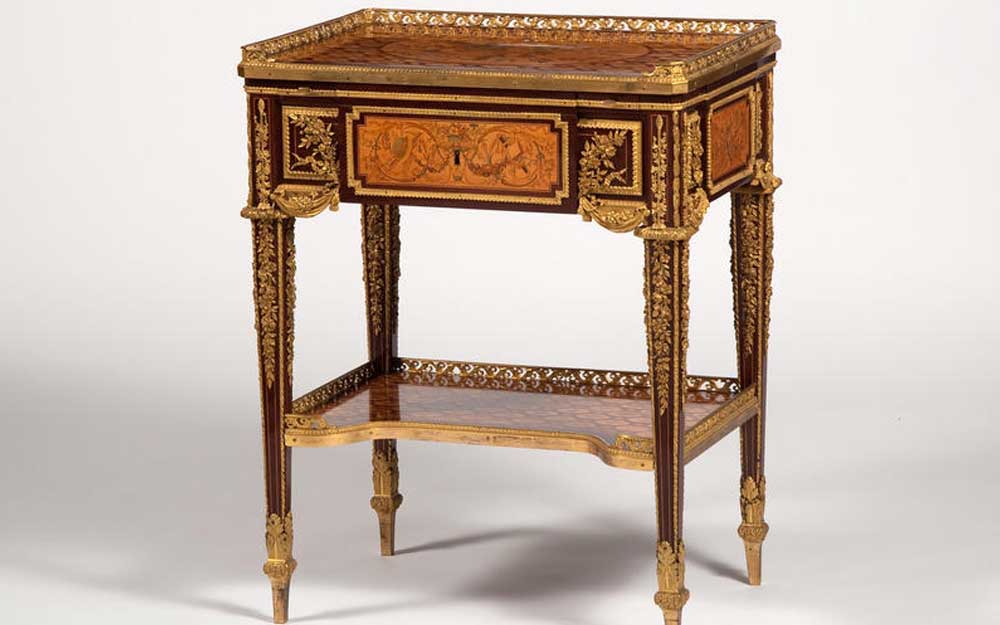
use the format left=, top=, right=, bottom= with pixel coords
left=277, top=30, right=736, bottom=76
left=304, top=373, right=732, bottom=445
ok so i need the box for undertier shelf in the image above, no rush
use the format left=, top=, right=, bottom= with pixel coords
left=285, top=358, right=758, bottom=470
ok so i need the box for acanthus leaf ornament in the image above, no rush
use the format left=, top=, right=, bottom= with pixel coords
left=738, top=475, right=769, bottom=585
left=264, top=512, right=295, bottom=564
left=370, top=446, right=403, bottom=513
left=746, top=158, right=782, bottom=194
left=263, top=512, right=296, bottom=623
left=370, top=444, right=403, bottom=556
left=372, top=447, right=401, bottom=493
left=739, top=476, right=767, bottom=528
left=654, top=540, right=690, bottom=620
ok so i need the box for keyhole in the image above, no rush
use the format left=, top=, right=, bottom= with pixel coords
left=453, top=150, right=461, bottom=166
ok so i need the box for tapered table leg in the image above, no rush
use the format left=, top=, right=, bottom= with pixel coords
left=249, top=214, right=298, bottom=622
left=730, top=84, right=781, bottom=583
left=361, top=203, right=403, bottom=556
left=644, top=237, right=691, bottom=624
left=244, top=96, right=300, bottom=623
left=636, top=110, right=710, bottom=624
left=371, top=439, right=403, bottom=556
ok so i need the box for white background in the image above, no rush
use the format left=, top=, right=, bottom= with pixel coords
left=2, top=1, right=999, bottom=624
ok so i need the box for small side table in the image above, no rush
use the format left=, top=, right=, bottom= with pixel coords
left=238, top=9, right=782, bottom=624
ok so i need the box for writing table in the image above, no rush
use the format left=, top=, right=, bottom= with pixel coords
left=239, top=9, right=782, bottom=623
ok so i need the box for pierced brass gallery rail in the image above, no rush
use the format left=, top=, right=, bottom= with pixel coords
left=283, top=357, right=756, bottom=470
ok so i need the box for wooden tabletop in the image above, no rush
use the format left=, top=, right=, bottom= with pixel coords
left=239, top=9, right=780, bottom=95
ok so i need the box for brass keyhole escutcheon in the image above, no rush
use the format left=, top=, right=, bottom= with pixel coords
left=453, top=149, right=461, bottom=166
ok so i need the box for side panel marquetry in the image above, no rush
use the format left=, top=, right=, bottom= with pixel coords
left=706, top=85, right=760, bottom=193
left=346, top=106, right=570, bottom=205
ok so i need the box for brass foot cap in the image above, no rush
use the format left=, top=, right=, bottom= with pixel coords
left=269, top=585, right=290, bottom=624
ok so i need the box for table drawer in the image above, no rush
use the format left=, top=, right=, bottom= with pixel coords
left=345, top=107, right=570, bottom=206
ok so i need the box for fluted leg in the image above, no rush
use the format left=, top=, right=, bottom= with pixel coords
left=731, top=158, right=780, bottom=588
left=643, top=236, right=691, bottom=624
left=250, top=214, right=298, bottom=622
left=361, top=204, right=403, bottom=556
left=729, top=68, right=781, bottom=587
left=731, top=185, right=776, bottom=585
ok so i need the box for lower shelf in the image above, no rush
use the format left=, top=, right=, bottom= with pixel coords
left=285, top=358, right=758, bottom=470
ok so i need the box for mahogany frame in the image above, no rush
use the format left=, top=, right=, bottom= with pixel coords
left=241, top=9, right=781, bottom=624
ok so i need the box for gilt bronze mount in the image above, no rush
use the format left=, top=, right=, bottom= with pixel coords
left=240, top=9, right=781, bottom=623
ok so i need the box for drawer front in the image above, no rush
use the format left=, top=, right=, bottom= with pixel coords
left=345, top=107, right=570, bottom=205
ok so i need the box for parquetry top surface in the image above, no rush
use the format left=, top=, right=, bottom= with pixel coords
left=239, top=9, right=779, bottom=95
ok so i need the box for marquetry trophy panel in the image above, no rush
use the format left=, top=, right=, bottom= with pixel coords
left=346, top=107, right=569, bottom=204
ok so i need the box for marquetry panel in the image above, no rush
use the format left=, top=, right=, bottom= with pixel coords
left=281, top=106, right=339, bottom=181
left=345, top=107, right=569, bottom=204
left=706, top=86, right=759, bottom=193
